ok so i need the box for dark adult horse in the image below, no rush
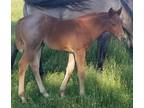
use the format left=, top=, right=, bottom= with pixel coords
left=11, top=0, right=133, bottom=73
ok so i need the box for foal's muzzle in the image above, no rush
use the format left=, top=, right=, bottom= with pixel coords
left=121, top=35, right=127, bottom=42
left=118, top=31, right=127, bottom=41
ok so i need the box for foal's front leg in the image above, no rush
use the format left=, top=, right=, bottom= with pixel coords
left=60, top=53, right=75, bottom=97
left=74, top=49, right=86, bottom=96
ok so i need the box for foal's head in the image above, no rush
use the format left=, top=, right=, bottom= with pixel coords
left=105, top=7, right=125, bottom=41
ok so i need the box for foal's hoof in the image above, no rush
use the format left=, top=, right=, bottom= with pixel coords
left=20, top=96, right=27, bottom=103
left=42, top=92, right=49, bottom=98
left=60, top=92, right=65, bottom=97
left=80, top=92, right=85, bottom=96
left=60, top=90, right=65, bottom=97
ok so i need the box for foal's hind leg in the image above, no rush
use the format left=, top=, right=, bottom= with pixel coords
left=18, top=53, right=29, bottom=103
left=60, top=53, right=75, bottom=97
left=74, top=49, right=86, bottom=96
left=30, top=49, right=48, bottom=97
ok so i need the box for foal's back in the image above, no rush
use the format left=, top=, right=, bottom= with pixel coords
left=17, top=10, right=120, bottom=53
left=17, top=13, right=96, bottom=52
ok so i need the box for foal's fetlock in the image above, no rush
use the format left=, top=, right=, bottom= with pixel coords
left=41, top=91, right=49, bottom=97
left=60, top=89, right=65, bottom=97
left=19, top=92, right=27, bottom=103
left=20, top=96, right=27, bottom=103
left=43, top=92, right=49, bottom=97
left=80, top=90, right=85, bottom=96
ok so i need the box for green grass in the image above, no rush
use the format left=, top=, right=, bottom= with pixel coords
left=11, top=0, right=133, bottom=108
left=11, top=0, right=23, bottom=43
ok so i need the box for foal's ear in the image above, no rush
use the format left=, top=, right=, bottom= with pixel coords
left=108, top=8, right=115, bottom=17
left=117, top=7, right=122, bottom=15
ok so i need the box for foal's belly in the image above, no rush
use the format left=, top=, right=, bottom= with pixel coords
left=44, top=34, right=89, bottom=52
left=44, top=36, right=74, bottom=52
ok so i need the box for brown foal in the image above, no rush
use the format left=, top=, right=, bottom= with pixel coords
left=16, top=7, right=125, bottom=103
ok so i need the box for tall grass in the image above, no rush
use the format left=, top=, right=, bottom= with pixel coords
left=11, top=0, right=133, bottom=108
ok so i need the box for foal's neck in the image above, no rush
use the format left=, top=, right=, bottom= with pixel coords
left=84, top=13, right=108, bottom=40
left=90, top=13, right=108, bottom=40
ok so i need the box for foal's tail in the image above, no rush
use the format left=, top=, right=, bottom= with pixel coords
left=16, top=21, right=24, bottom=53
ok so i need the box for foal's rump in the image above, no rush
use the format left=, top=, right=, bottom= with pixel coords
left=16, top=14, right=45, bottom=53
left=16, top=14, right=73, bottom=52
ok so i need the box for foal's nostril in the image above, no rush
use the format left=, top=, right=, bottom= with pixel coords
left=120, top=32, right=126, bottom=40
left=118, top=34, right=125, bottom=41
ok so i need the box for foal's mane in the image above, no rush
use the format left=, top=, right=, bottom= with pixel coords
left=76, top=12, right=108, bottom=21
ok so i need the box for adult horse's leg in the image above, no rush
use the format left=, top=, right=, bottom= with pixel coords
left=30, top=49, right=48, bottom=97
left=97, top=32, right=111, bottom=70
left=60, top=53, right=75, bottom=97
left=39, top=44, right=45, bottom=76
left=11, top=43, right=18, bottom=69
left=74, top=49, right=86, bottom=96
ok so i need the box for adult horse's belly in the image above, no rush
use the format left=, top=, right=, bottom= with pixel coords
left=63, top=0, right=121, bottom=19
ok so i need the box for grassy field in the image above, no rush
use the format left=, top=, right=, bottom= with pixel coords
left=11, top=0, right=133, bottom=108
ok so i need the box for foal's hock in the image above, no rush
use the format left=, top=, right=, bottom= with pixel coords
left=16, top=7, right=125, bottom=103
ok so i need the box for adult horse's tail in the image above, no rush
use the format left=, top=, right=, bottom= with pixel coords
left=24, top=0, right=89, bottom=11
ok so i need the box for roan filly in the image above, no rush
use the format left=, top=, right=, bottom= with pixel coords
left=16, top=7, right=125, bottom=103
